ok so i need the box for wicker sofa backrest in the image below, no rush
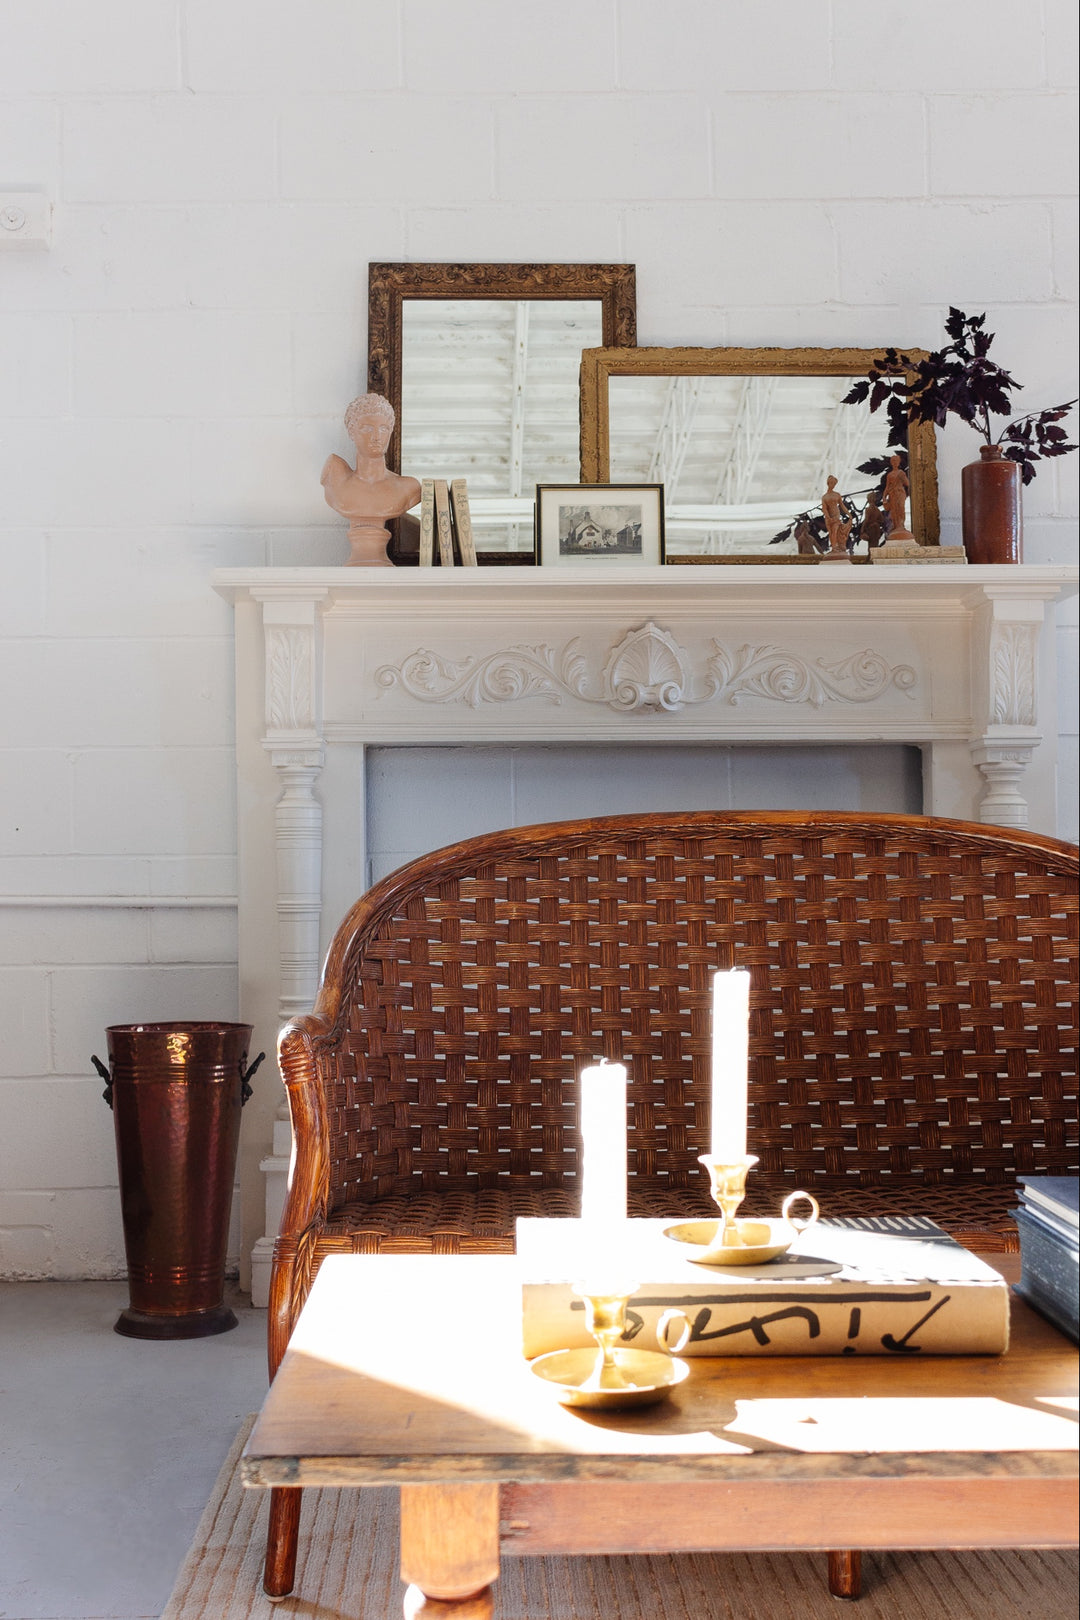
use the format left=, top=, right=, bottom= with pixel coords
left=292, top=812, right=1078, bottom=1213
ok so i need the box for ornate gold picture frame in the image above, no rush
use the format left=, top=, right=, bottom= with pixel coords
left=369, top=263, right=637, bottom=473
left=579, top=346, right=940, bottom=562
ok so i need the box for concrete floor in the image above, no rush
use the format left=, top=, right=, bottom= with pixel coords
left=0, top=1281, right=268, bottom=1620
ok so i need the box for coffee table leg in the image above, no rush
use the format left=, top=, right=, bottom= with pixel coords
left=400, top=1482, right=499, bottom=1617
left=828, top=1549, right=863, bottom=1600
left=263, top=1486, right=302, bottom=1599
left=402, top=1587, right=494, bottom=1619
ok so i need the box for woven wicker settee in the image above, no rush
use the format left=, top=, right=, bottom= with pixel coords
left=264, top=811, right=1078, bottom=1597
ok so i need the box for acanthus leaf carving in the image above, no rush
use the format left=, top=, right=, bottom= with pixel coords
left=376, top=622, right=917, bottom=714
left=266, top=626, right=315, bottom=731
left=990, top=621, right=1038, bottom=727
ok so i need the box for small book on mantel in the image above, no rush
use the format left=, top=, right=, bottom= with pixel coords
left=1013, top=1176, right=1079, bottom=1345
left=449, top=479, right=478, bottom=566
left=518, top=1215, right=1009, bottom=1359
left=433, top=479, right=455, bottom=567
left=418, top=480, right=436, bottom=567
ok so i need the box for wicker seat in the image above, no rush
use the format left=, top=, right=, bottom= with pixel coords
left=264, top=810, right=1079, bottom=1600
left=310, top=1178, right=1027, bottom=1259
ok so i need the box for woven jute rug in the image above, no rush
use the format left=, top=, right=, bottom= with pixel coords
left=161, top=1420, right=1078, bottom=1620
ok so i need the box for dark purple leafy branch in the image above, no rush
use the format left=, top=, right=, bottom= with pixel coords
left=842, top=308, right=1077, bottom=485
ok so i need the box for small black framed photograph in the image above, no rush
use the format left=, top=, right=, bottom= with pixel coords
left=534, top=484, right=666, bottom=568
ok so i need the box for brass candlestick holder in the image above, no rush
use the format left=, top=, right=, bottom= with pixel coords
left=701, top=1153, right=760, bottom=1244
left=529, top=1281, right=690, bottom=1409
left=663, top=1153, right=820, bottom=1266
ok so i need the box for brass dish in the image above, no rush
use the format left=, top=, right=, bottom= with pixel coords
left=664, top=1186, right=821, bottom=1266
left=530, top=1346, right=690, bottom=1409
left=665, top=1216, right=811, bottom=1266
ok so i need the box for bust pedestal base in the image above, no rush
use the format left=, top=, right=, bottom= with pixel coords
left=346, top=522, right=393, bottom=567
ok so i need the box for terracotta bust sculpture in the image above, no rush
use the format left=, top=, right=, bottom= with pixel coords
left=883, top=454, right=913, bottom=542
left=821, top=475, right=854, bottom=561
left=321, top=394, right=421, bottom=567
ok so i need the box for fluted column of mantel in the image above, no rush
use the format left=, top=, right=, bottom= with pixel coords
left=969, top=588, right=1046, bottom=829
left=250, top=590, right=327, bottom=1306
left=269, top=755, right=325, bottom=1017
left=260, top=595, right=327, bottom=1018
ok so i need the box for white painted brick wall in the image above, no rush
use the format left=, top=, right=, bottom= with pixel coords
left=497, top=96, right=710, bottom=200
left=63, top=99, right=277, bottom=203
left=279, top=96, right=495, bottom=202
left=404, top=1, right=617, bottom=94
left=0, top=911, right=240, bottom=1279
left=185, top=0, right=401, bottom=94
left=930, top=95, right=1079, bottom=195
left=709, top=96, right=927, bottom=199
left=1046, top=0, right=1079, bottom=88
left=1, top=0, right=1076, bottom=1280
left=1052, top=199, right=1078, bottom=297
left=0, top=2, right=179, bottom=95
left=617, top=0, right=833, bottom=91
left=830, top=0, right=1045, bottom=89
left=73, top=312, right=293, bottom=420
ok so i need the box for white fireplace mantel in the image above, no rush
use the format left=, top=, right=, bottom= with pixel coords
left=214, top=562, right=1077, bottom=1300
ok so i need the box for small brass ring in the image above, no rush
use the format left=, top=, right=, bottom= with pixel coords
left=781, top=1189, right=820, bottom=1231
left=657, top=1308, right=691, bottom=1355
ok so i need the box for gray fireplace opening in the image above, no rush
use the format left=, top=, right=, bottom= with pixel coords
left=363, top=742, right=923, bottom=890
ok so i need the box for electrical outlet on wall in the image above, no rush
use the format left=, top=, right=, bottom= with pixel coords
left=0, top=192, right=51, bottom=249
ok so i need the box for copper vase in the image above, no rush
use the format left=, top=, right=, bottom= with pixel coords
left=961, top=443, right=1023, bottom=564
left=94, top=1023, right=263, bottom=1340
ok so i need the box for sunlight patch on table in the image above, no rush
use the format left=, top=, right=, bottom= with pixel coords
left=726, top=1396, right=1079, bottom=1454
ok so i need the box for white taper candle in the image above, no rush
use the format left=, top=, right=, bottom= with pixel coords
left=710, top=968, right=751, bottom=1161
left=579, top=1058, right=628, bottom=1227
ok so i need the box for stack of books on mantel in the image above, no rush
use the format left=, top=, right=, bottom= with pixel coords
left=417, top=478, right=478, bottom=567
left=1013, top=1176, right=1079, bottom=1344
left=518, top=1215, right=1010, bottom=1358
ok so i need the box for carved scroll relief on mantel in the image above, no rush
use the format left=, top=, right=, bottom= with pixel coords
left=375, top=622, right=918, bottom=715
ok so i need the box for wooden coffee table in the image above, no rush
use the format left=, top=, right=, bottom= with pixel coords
left=242, top=1254, right=1078, bottom=1617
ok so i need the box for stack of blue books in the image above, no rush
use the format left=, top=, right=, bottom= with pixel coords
left=1013, top=1176, right=1079, bottom=1343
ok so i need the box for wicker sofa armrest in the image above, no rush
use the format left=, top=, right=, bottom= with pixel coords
left=276, top=1016, right=334, bottom=1243
left=268, top=1015, right=333, bottom=1378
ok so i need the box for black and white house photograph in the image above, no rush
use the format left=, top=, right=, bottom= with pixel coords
left=559, top=502, right=642, bottom=555
left=536, top=483, right=665, bottom=567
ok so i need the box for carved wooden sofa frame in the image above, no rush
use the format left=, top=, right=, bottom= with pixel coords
left=264, top=811, right=1079, bottom=1600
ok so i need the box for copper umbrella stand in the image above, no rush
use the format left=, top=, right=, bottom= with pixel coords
left=93, top=1023, right=264, bottom=1340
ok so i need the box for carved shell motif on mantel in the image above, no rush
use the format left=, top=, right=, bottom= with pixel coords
left=375, top=622, right=917, bottom=713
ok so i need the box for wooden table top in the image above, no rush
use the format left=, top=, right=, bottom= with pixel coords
left=243, top=1254, right=1078, bottom=1490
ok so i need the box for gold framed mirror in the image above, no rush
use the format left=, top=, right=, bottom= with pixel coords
left=580, top=346, right=939, bottom=562
left=368, top=263, right=637, bottom=560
